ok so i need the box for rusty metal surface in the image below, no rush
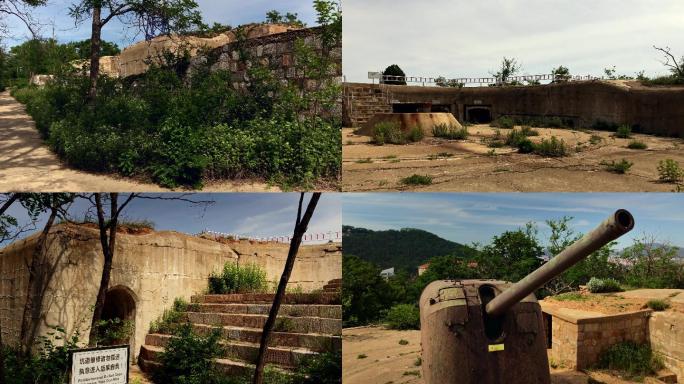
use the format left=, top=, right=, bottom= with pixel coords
left=486, top=209, right=634, bottom=317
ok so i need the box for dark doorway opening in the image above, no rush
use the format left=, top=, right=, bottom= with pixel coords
left=465, top=106, right=492, bottom=124
left=544, top=313, right=552, bottom=349
left=101, top=286, right=137, bottom=361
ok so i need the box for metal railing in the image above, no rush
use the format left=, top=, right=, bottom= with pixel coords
left=198, top=230, right=342, bottom=244
left=370, top=72, right=602, bottom=86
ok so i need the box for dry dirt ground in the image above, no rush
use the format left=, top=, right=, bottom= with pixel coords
left=343, top=326, right=648, bottom=384
left=0, top=91, right=278, bottom=192
left=342, top=124, right=684, bottom=192
left=543, top=289, right=684, bottom=314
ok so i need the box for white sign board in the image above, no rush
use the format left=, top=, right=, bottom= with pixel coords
left=71, top=345, right=129, bottom=384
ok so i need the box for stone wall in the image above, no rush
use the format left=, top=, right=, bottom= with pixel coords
left=649, top=311, right=684, bottom=380
left=343, top=82, right=684, bottom=137
left=0, top=224, right=341, bottom=360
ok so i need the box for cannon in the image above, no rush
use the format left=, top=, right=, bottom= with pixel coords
left=419, top=209, right=634, bottom=384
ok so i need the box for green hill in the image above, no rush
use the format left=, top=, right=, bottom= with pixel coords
left=343, top=226, right=474, bottom=273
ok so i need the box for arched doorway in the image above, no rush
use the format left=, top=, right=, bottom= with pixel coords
left=465, top=106, right=492, bottom=124
left=101, top=285, right=137, bottom=362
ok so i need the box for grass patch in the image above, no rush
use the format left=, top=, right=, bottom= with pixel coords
left=534, top=136, right=567, bottom=157
left=589, top=134, right=603, bottom=145
left=208, top=262, right=267, bottom=294
left=646, top=299, right=670, bottom=311
left=658, top=159, right=684, bottom=183
left=627, top=140, right=648, bottom=150
left=403, top=370, right=420, bottom=377
left=357, top=354, right=367, bottom=359
left=554, top=292, right=588, bottom=302
left=615, top=125, right=632, bottom=139
left=601, top=159, right=633, bottom=174
left=432, top=123, right=468, bottom=140
left=398, top=339, right=409, bottom=346
left=597, top=341, right=663, bottom=380
left=149, top=298, right=189, bottom=334
left=400, top=174, right=433, bottom=186
left=356, top=158, right=373, bottom=164
left=372, top=122, right=424, bottom=145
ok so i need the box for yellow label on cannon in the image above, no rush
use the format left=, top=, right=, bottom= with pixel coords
left=488, top=344, right=505, bottom=352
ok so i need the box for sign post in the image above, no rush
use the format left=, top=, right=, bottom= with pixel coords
left=70, top=345, right=129, bottom=384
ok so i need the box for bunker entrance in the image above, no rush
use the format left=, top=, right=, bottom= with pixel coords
left=479, top=285, right=505, bottom=341
left=543, top=313, right=552, bottom=349
left=100, top=286, right=136, bottom=360
left=465, top=106, right=492, bottom=124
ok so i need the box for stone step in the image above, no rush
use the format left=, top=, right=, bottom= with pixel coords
left=182, top=312, right=342, bottom=335
left=192, top=292, right=340, bottom=305
left=188, top=303, right=341, bottom=319
left=148, top=323, right=341, bottom=352
left=139, top=347, right=255, bottom=377
left=142, top=336, right=317, bottom=367
left=326, top=279, right=342, bottom=285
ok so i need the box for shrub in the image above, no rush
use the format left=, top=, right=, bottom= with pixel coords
left=491, top=116, right=515, bottom=129
left=384, top=304, right=420, bottom=330
left=432, top=124, right=468, bottom=140
left=589, top=134, right=603, bottom=145
left=534, top=136, right=567, bottom=157
left=519, top=125, right=539, bottom=136
left=658, top=159, right=684, bottom=183
left=627, top=140, right=648, bottom=150
left=406, top=126, right=424, bottom=142
left=400, top=174, right=432, bottom=186
left=516, top=138, right=535, bottom=154
left=371, top=122, right=405, bottom=145
left=602, top=159, right=633, bottom=174
left=93, top=318, right=134, bottom=346
left=646, top=299, right=670, bottom=311
left=208, top=262, right=268, bottom=294
left=505, top=128, right=528, bottom=147
left=150, top=298, right=189, bottom=334
left=615, top=125, right=632, bottom=138
left=586, top=277, right=623, bottom=293
left=598, top=342, right=663, bottom=379
left=294, top=350, right=342, bottom=384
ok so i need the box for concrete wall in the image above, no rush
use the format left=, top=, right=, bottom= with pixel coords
left=650, top=311, right=684, bottom=380
left=343, top=82, right=684, bottom=137
left=0, top=224, right=341, bottom=360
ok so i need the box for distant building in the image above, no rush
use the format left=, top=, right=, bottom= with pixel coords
left=380, top=267, right=395, bottom=279
left=418, top=263, right=430, bottom=276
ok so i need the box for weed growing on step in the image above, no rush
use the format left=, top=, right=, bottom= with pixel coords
left=149, top=298, right=189, bottom=334
left=208, top=262, right=267, bottom=294
left=597, top=341, right=663, bottom=380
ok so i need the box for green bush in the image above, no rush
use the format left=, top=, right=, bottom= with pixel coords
left=94, top=318, right=134, bottom=346
left=406, top=126, right=424, bottom=142
left=627, top=140, right=648, bottom=150
left=646, top=299, right=670, bottom=311
left=586, top=277, right=623, bottom=293
left=491, top=116, right=515, bottom=129
left=602, top=159, right=633, bottom=174
left=208, top=262, right=268, bottom=294
left=615, top=125, right=632, bottom=138
left=658, top=159, right=684, bottom=183
left=598, top=342, right=663, bottom=379
left=371, top=122, right=405, bottom=145
left=534, top=136, right=567, bottom=157
left=400, top=174, right=432, bottom=186
left=516, top=138, right=535, bottom=154
left=384, top=304, right=420, bottom=330
left=150, top=298, right=189, bottom=334
left=432, top=124, right=468, bottom=140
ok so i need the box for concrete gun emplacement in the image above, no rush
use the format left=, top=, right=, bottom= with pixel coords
left=419, top=209, right=635, bottom=384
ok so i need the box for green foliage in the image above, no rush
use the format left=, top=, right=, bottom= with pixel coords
left=150, top=298, right=189, bottom=334
left=293, top=350, right=341, bottom=384
left=658, top=159, right=684, bottom=183
left=370, top=122, right=422, bottom=145
left=534, top=136, right=567, bottom=157
left=586, top=277, right=623, bottom=293
left=551, top=65, right=571, bottom=81
left=490, top=116, right=515, bottom=129
left=589, top=135, right=603, bottom=145
left=554, top=292, right=588, bottom=302
left=602, top=159, right=633, bottom=174
left=2, top=326, right=82, bottom=384
left=627, top=140, right=647, bottom=149
left=493, top=115, right=574, bottom=129
left=505, top=127, right=536, bottom=147
left=154, top=323, right=226, bottom=384
left=94, top=318, right=134, bottom=346
left=342, top=255, right=396, bottom=326
left=266, top=10, right=305, bottom=27
left=491, top=57, right=521, bottom=84
left=432, top=124, right=468, bottom=139
left=598, top=342, right=663, bottom=379
left=615, top=125, right=632, bottom=138
left=434, top=76, right=464, bottom=88
left=208, top=262, right=267, bottom=294
left=381, top=64, right=406, bottom=85
left=516, top=138, right=535, bottom=154
left=384, top=304, right=420, bottom=330
left=476, top=223, right=543, bottom=282
left=619, top=236, right=684, bottom=288
left=641, top=75, right=684, bottom=86
left=406, top=126, right=424, bottom=142
left=647, top=299, right=670, bottom=311
left=400, top=174, right=432, bottom=186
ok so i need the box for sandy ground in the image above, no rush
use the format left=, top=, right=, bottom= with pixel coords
left=343, top=326, right=648, bottom=384
left=0, top=91, right=279, bottom=192
left=342, top=124, right=684, bottom=192
left=543, top=289, right=684, bottom=315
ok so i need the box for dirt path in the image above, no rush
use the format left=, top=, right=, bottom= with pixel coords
left=0, top=91, right=278, bottom=192
left=342, top=125, right=684, bottom=192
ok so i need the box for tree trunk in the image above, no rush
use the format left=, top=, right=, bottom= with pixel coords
left=88, top=193, right=119, bottom=346
left=19, top=205, right=58, bottom=357
left=88, top=5, right=103, bottom=100
left=253, top=193, right=321, bottom=384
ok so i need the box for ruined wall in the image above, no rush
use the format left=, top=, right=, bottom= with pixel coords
left=0, top=224, right=341, bottom=360
left=343, top=82, right=684, bottom=136
left=649, top=311, right=684, bottom=380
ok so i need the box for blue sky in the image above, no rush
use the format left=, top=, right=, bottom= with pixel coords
left=342, top=193, right=684, bottom=249
left=343, top=0, right=684, bottom=83
left=4, top=0, right=319, bottom=47
left=2, top=193, right=341, bottom=244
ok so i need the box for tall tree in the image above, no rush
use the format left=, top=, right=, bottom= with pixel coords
left=491, top=57, right=521, bottom=85
left=68, top=0, right=203, bottom=99
left=253, top=193, right=321, bottom=384
left=0, top=0, right=47, bottom=37
left=653, top=45, right=684, bottom=79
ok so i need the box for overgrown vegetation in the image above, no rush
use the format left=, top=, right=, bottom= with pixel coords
left=627, top=140, right=647, bottom=150
left=371, top=122, right=423, bottom=145
left=208, top=262, right=268, bottom=294
left=658, top=159, right=683, bottom=183
left=615, top=125, right=632, bottom=139
left=646, top=299, right=670, bottom=311
left=400, top=174, right=433, bottom=186
left=384, top=304, right=420, bottom=330
left=534, top=136, right=567, bottom=157
left=432, top=124, right=468, bottom=140
left=586, top=277, right=623, bottom=293
left=602, top=159, right=633, bottom=174
left=491, top=115, right=574, bottom=129
left=597, top=342, right=663, bottom=380
left=149, top=298, right=189, bottom=334
left=10, top=1, right=342, bottom=189
left=93, top=318, right=134, bottom=346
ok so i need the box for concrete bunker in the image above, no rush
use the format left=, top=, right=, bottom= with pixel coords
left=101, top=285, right=137, bottom=360
left=465, top=105, right=492, bottom=124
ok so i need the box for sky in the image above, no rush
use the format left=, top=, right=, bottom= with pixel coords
left=342, top=193, right=684, bottom=249
left=4, top=0, right=319, bottom=48
left=2, top=193, right=341, bottom=244
left=343, top=0, right=684, bottom=83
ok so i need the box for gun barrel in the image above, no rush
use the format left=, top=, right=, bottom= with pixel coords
left=485, top=209, right=634, bottom=317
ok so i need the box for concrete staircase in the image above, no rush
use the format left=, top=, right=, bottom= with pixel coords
left=139, top=287, right=342, bottom=377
